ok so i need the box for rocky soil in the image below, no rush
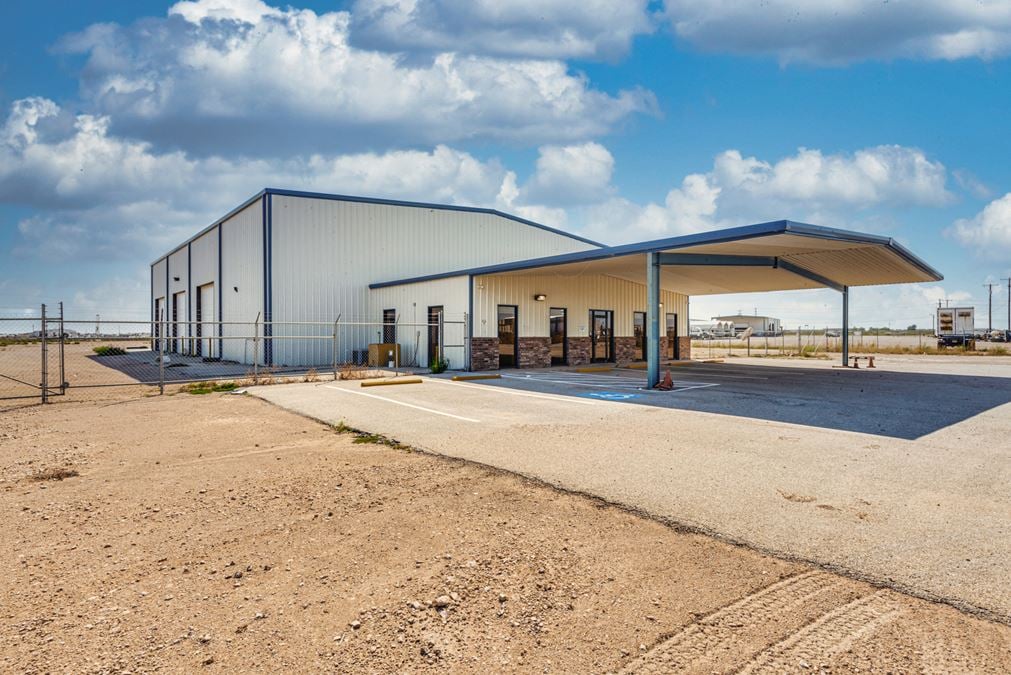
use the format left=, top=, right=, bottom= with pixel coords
left=1, top=392, right=1009, bottom=673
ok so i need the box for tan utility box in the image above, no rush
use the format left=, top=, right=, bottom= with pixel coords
left=368, top=343, right=400, bottom=367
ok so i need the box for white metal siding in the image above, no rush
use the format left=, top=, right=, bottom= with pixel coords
left=269, top=195, right=594, bottom=324
left=268, top=195, right=594, bottom=368
left=151, top=259, right=167, bottom=318
left=473, top=274, right=688, bottom=339
left=369, top=277, right=469, bottom=370
left=220, top=199, right=264, bottom=364
left=190, top=227, right=218, bottom=288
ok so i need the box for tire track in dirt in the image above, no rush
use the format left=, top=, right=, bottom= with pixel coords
left=619, top=570, right=863, bottom=674
left=739, top=589, right=905, bottom=673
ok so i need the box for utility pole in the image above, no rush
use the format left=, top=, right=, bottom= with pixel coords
left=983, top=283, right=996, bottom=333
left=1003, top=277, right=1011, bottom=334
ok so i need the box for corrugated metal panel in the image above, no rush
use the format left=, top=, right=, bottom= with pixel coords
left=190, top=227, right=218, bottom=288
left=369, top=277, right=469, bottom=370
left=151, top=259, right=167, bottom=307
left=473, top=274, right=687, bottom=339
left=782, top=247, right=924, bottom=286
left=220, top=199, right=264, bottom=364
left=269, top=195, right=595, bottom=325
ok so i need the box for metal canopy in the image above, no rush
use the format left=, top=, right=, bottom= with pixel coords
left=370, top=220, right=942, bottom=294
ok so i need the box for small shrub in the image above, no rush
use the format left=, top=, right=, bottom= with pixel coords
left=181, top=380, right=238, bottom=395
left=304, top=368, right=320, bottom=383
left=429, top=356, right=449, bottom=374
left=30, top=467, right=79, bottom=482
left=93, top=345, right=127, bottom=356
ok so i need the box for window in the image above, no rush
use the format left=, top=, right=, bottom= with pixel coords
left=383, top=309, right=396, bottom=344
left=549, top=308, right=567, bottom=366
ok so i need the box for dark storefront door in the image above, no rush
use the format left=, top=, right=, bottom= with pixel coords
left=498, top=305, right=518, bottom=368
left=666, top=312, right=678, bottom=360
left=427, top=305, right=443, bottom=367
left=589, top=309, right=613, bottom=363
left=633, top=311, right=646, bottom=361
left=549, top=307, right=567, bottom=365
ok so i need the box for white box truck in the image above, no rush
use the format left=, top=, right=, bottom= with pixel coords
left=936, top=307, right=975, bottom=348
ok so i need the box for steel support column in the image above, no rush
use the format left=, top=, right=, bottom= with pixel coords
left=646, top=252, right=661, bottom=388
left=841, top=285, right=849, bottom=367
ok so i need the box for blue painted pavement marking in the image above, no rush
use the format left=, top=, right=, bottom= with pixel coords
left=580, top=391, right=641, bottom=401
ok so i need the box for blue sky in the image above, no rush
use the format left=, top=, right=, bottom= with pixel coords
left=2, top=0, right=1010, bottom=329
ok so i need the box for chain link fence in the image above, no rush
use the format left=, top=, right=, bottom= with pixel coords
left=1, top=304, right=469, bottom=408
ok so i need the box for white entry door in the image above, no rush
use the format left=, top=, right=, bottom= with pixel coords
left=198, top=283, right=215, bottom=358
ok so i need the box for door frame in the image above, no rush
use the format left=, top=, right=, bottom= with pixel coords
left=549, top=307, right=567, bottom=366
left=589, top=309, right=614, bottom=363
left=497, top=304, right=519, bottom=369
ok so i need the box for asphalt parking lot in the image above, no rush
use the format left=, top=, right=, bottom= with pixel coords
left=253, top=356, right=1011, bottom=623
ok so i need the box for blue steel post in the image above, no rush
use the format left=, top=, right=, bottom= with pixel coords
left=647, top=251, right=661, bottom=388
left=841, top=285, right=849, bottom=367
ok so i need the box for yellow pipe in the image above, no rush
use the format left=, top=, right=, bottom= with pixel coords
left=451, top=374, right=502, bottom=381
left=360, top=377, right=423, bottom=387
left=576, top=366, right=613, bottom=373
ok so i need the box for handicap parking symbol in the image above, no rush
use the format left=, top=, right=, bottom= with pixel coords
left=581, top=391, right=641, bottom=401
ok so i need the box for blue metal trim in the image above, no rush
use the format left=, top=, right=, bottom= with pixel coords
left=187, top=242, right=192, bottom=352
left=150, top=264, right=154, bottom=349
left=262, top=195, right=273, bottom=366
left=263, top=187, right=605, bottom=248
left=370, top=219, right=942, bottom=289
left=777, top=259, right=846, bottom=293
left=217, top=223, right=223, bottom=358
left=657, top=253, right=777, bottom=267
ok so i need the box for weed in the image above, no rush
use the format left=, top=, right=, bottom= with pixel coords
left=93, top=345, right=127, bottom=357
left=353, top=433, right=384, bottom=444
left=304, top=368, right=320, bottom=383
left=30, top=467, right=79, bottom=482
left=180, top=381, right=239, bottom=395
left=430, top=356, right=449, bottom=374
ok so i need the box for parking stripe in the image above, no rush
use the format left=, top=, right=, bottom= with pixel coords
left=428, top=378, right=599, bottom=405
left=323, top=385, right=481, bottom=423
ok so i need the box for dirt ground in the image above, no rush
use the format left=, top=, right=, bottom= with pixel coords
left=2, top=392, right=1009, bottom=673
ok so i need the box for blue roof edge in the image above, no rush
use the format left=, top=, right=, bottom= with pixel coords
left=370, top=219, right=943, bottom=289
left=151, top=188, right=605, bottom=267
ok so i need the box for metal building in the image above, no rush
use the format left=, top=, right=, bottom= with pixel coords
left=152, top=188, right=943, bottom=385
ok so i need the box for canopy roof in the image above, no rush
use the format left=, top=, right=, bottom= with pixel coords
left=371, top=220, right=942, bottom=295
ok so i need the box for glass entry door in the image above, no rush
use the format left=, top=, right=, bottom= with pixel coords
left=633, top=311, right=646, bottom=361
left=497, top=305, right=518, bottom=368
left=549, top=307, right=567, bottom=365
left=666, top=313, right=678, bottom=360
left=427, top=305, right=443, bottom=366
left=589, top=309, right=613, bottom=363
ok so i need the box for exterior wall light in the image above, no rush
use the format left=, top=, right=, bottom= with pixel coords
left=533, top=294, right=547, bottom=301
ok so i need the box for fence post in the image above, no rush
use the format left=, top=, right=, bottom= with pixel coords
left=437, top=309, right=445, bottom=365
left=40, top=303, right=48, bottom=404
left=58, top=301, right=66, bottom=394
left=337, top=315, right=345, bottom=381
left=159, top=308, right=166, bottom=395
left=253, top=313, right=260, bottom=383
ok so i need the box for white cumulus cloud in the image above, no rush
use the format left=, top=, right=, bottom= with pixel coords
left=55, top=0, right=656, bottom=156
left=948, top=193, right=1011, bottom=260
left=664, top=0, right=1011, bottom=64
left=0, top=98, right=600, bottom=261
left=579, top=145, right=951, bottom=244
left=349, top=0, right=654, bottom=61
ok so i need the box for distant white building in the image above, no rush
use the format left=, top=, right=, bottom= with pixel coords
left=712, top=314, right=782, bottom=336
